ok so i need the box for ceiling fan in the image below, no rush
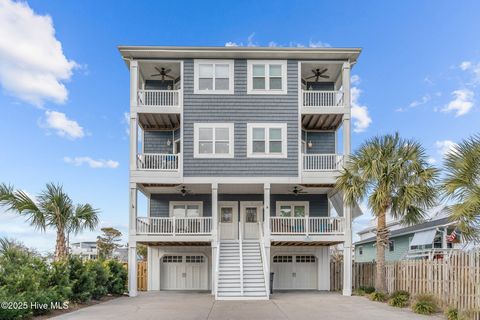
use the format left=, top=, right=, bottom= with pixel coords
left=151, top=67, right=174, bottom=82
left=290, top=186, right=307, bottom=196
left=176, top=185, right=192, bottom=197
left=305, top=68, right=329, bottom=82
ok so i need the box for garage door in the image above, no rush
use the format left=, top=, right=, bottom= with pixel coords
left=160, top=255, right=208, bottom=290
left=271, top=255, right=317, bottom=290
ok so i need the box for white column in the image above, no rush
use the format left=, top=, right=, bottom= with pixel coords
left=128, top=241, right=137, bottom=297
left=316, top=247, right=331, bottom=291
left=129, top=60, right=139, bottom=171
left=211, top=245, right=217, bottom=295
left=263, top=183, right=271, bottom=239
left=212, top=183, right=218, bottom=241
left=342, top=61, right=353, bottom=296
left=129, top=185, right=138, bottom=236
left=130, top=60, right=139, bottom=108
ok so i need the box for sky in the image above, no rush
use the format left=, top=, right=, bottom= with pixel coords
left=0, top=0, right=479, bottom=253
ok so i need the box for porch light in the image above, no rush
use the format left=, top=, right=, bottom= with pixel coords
left=307, top=140, right=313, bottom=148
left=167, top=139, right=172, bottom=146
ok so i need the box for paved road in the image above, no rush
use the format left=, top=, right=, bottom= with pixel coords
left=52, top=291, right=440, bottom=320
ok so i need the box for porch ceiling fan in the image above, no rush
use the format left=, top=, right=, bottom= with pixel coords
left=290, top=186, right=307, bottom=196
left=176, top=185, right=192, bottom=197
left=305, top=68, right=329, bottom=82
left=151, top=67, right=174, bottom=81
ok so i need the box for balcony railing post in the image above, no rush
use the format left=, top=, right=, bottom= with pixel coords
left=305, top=217, right=309, bottom=236
left=172, top=217, right=176, bottom=236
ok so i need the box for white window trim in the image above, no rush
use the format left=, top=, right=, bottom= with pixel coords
left=247, top=123, right=287, bottom=158
left=275, top=201, right=310, bottom=216
left=169, top=201, right=204, bottom=217
left=247, top=60, right=287, bottom=95
left=194, top=59, right=234, bottom=94
left=194, top=123, right=234, bottom=158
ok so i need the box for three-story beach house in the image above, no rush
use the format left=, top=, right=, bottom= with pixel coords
left=119, top=46, right=363, bottom=299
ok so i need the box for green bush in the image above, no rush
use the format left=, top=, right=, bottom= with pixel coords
left=388, top=290, right=410, bottom=308
left=353, top=288, right=366, bottom=296
left=361, top=286, right=375, bottom=294
left=86, top=260, right=109, bottom=299
left=48, top=260, right=72, bottom=302
left=412, top=294, right=438, bottom=315
left=105, top=259, right=127, bottom=295
left=445, top=307, right=458, bottom=320
left=369, top=291, right=388, bottom=302
left=68, top=256, right=95, bottom=302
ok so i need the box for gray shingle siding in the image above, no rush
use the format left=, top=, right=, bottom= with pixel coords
left=149, top=194, right=328, bottom=218
left=304, top=131, right=336, bottom=154
left=182, top=59, right=299, bottom=177
left=143, top=131, right=174, bottom=154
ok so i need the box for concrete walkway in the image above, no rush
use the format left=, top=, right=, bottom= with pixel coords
left=52, top=291, right=440, bottom=320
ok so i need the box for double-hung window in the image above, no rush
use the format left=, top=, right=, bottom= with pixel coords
left=276, top=201, right=309, bottom=217
left=170, top=202, right=203, bottom=217
left=247, top=60, right=287, bottom=94
left=247, top=123, right=287, bottom=158
left=194, top=60, right=234, bottom=94
left=194, top=123, right=234, bottom=158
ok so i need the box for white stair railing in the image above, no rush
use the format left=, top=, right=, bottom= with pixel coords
left=239, top=222, right=244, bottom=296
left=258, top=222, right=270, bottom=298
left=137, top=153, right=179, bottom=171
left=214, top=226, right=221, bottom=300
left=137, top=89, right=181, bottom=107
left=303, top=154, right=344, bottom=171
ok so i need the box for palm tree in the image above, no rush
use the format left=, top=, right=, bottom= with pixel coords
left=442, top=135, right=480, bottom=240
left=335, top=133, right=438, bottom=292
left=0, top=183, right=99, bottom=260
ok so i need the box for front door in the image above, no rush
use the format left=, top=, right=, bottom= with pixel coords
left=240, top=202, right=263, bottom=240
left=218, top=201, right=238, bottom=240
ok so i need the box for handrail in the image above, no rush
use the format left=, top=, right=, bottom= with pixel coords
left=258, top=222, right=270, bottom=298
left=239, top=222, right=244, bottom=296
left=214, top=226, right=221, bottom=299
left=137, top=89, right=181, bottom=107
left=137, top=153, right=179, bottom=171
left=270, top=216, right=345, bottom=235
left=303, top=154, right=344, bottom=171
left=302, top=90, right=344, bottom=107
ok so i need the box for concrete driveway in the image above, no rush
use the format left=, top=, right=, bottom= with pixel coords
left=52, top=291, right=440, bottom=320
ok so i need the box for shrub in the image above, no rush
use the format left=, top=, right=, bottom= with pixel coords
left=48, top=260, right=72, bottom=302
left=68, top=256, right=95, bottom=302
left=86, top=260, right=109, bottom=299
left=369, top=291, right=388, bottom=302
left=354, top=288, right=366, bottom=296
left=388, top=290, right=410, bottom=308
left=412, top=294, right=438, bottom=315
left=445, top=307, right=458, bottom=320
left=105, top=259, right=127, bottom=295
left=361, top=286, right=376, bottom=294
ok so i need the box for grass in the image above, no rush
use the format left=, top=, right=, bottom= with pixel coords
left=388, top=290, right=410, bottom=308
left=412, top=294, right=438, bottom=315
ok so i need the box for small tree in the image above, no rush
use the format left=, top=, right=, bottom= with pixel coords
left=97, top=227, right=122, bottom=259
left=137, top=244, right=147, bottom=261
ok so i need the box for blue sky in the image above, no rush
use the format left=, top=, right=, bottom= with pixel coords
left=0, top=0, right=479, bottom=252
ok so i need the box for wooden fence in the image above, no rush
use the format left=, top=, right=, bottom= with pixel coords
left=123, top=261, right=148, bottom=291
left=331, top=250, right=480, bottom=312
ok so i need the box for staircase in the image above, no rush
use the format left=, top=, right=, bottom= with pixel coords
left=216, top=240, right=268, bottom=300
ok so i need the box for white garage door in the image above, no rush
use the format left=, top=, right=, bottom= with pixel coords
left=272, top=255, right=317, bottom=290
left=160, top=255, right=208, bottom=290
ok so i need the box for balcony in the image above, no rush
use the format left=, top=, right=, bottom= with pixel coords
left=136, top=217, right=212, bottom=235
left=137, top=89, right=182, bottom=108
left=302, top=154, right=344, bottom=183
left=270, top=216, right=345, bottom=244
left=302, top=90, right=343, bottom=108
left=136, top=153, right=179, bottom=171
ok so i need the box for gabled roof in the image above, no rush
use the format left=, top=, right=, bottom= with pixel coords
left=355, top=217, right=453, bottom=246
left=118, top=46, right=361, bottom=66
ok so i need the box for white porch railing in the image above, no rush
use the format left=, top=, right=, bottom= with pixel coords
left=270, top=217, right=345, bottom=235
left=302, top=90, right=343, bottom=107
left=136, top=217, right=212, bottom=235
left=303, top=154, right=344, bottom=171
left=137, top=89, right=181, bottom=107
left=137, top=153, right=179, bottom=171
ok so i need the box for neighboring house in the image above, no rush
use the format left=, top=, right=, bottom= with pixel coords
left=119, top=46, right=363, bottom=300
left=70, top=241, right=128, bottom=262
left=70, top=241, right=98, bottom=260
left=355, top=206, right=465, bottom=262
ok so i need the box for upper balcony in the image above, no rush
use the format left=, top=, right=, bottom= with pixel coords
left=134, top=61, right=183, bottom=113
left=299, top=62, right=349, bottom=120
